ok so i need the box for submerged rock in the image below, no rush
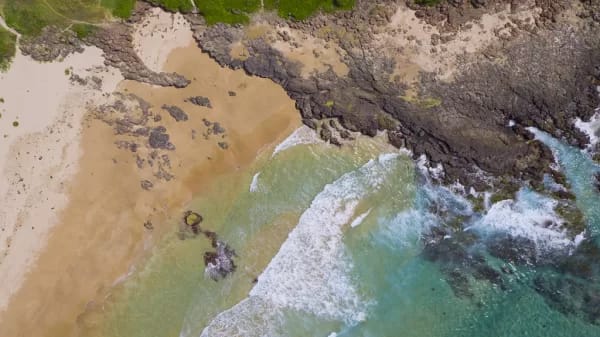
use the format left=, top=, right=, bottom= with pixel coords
left=534, top=272, right=600, bottom=326
left=486, top=234, right=537, bottom=265
left=204, top=241, right=237, bottom=281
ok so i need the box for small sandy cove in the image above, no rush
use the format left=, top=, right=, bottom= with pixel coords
left=0, top=8, right=299, bottom=337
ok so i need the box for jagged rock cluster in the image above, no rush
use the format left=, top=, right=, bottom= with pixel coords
left=181, top=211, right=237, bottom=281
left=86, top=24, right=190, bottom=88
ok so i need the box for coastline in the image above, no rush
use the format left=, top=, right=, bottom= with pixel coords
left=0, top=1, right=598, bottom=336
left=0, top=9, right=300, bottom=337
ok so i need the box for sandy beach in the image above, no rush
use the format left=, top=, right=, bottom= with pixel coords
left=0, top=8, right=300, bottom=337
left=0, top=47, right=123, bottom=311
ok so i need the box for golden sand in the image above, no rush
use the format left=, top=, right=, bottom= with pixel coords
left=0, top=43, right=300, bottom=337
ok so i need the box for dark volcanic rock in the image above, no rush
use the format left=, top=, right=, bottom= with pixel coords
left=86, top=23, right=190, bottom=88
left=212, top=122, right=226, bottom=134
left=186, top=96, right=212, bottom=108
left=162, top=105, right=188, bottom=122
left=20, top=26, right=84, bottom=62
left=595, top=172, right=600, bottom=192
left=204, top=241, right=237, bottom=281
left=194, top=20, right=600, bottom=188
left=148, top=126, right=173, bottom=149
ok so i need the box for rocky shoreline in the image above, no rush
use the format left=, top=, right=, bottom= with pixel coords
left=189, top=1, right=600, bottom=192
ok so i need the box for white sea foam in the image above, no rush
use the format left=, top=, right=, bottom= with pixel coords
left=272, top=125, right=323, bottom=157
left=200, top=154, right=400, bottom=337
left=574, top=110, right=600, bottom=147
left=249, top=172, right=261, bottom=192
left=376, top=209, right=438, bottom=249
left=468, top=190, right=578, bottom=252
left=350, top=209, right=372, bottom=228
left=416, top=155, right=445, bottom=181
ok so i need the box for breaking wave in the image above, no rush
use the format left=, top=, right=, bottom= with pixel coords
left=249, top=172, right=261, bottom=193
left=271, top=126, right=323, bottom=157
left=574, top=110, right=600, bottom=147
left=467, top=189, right=579, bottom=253
left=200, top=154, right=401, bottom=337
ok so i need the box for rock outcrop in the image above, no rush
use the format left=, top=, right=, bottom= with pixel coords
left=191, top=2, right=600, bottom=189
left=86, top=24, right=190, bottom=88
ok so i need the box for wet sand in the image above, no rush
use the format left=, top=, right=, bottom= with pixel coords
left=0, top=43, right=300, bottom=337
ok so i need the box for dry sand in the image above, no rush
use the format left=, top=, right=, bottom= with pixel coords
left=132, top=7, right=193, bottom=73
left=374, top=2, right=540, bottom=83
left=0, top=8, right=300, bottom=337
left=0, top=47, right=123, bottom=311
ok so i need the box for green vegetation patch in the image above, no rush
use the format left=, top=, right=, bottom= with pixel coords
left=3, top=0, right=66, bottom=36
left=265, top=0, right=354, bottom=20
left=195, top=0, right=261, bottom=25
left=71, top=23, right=97, bottom=39
left=1, top=0, right=130, bottom=37
left=0, top=24, right=16, bottom=71
left=195, top=0, right=355, bottom=24
left=148, top=0, right=195, bottom=13
left=101, top=0, right=136, bottom=19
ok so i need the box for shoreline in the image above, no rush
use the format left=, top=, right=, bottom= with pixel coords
left=0, top=9, right=300, bottom=337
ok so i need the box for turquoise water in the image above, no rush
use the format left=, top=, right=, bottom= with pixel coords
left=94, top=128, right=600, bottom=337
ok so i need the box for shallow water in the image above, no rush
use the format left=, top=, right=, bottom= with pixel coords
left=89, top=127, right=600, bottom=337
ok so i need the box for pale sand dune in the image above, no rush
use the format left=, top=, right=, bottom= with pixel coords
left=132, top=7, right=193, bottom=72
left=0, top=9, right=300, bottom=337
left=0, top=47, right=123, bottom=311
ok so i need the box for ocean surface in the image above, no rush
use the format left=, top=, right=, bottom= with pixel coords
left=92, top=126, right=600, bottom=337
